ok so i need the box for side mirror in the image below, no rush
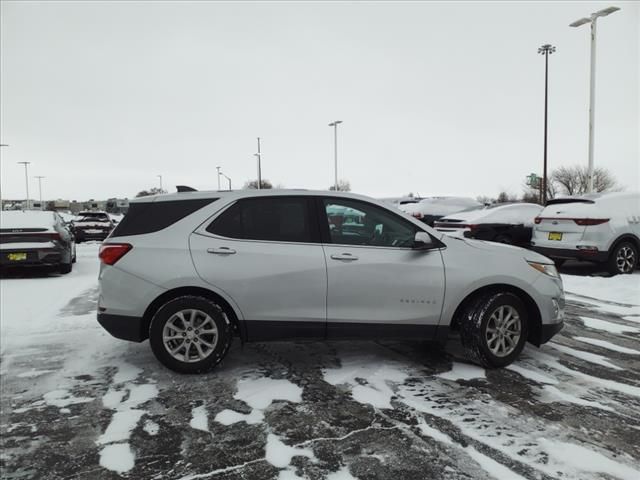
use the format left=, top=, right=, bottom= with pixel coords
left=413, top=231, right=434, bottom=250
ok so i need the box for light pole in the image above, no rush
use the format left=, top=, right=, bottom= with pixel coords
left=157, top=175, right=163, bottom=191
left=538, top=44, right=556, bottom=205
left=328, top=121, right=342, bottom=191
left=220, top=172, right=232, bottom=190
left=570, top=6, right=620, bottom=193
left=255, top=137, right=262, bottom=189
left=216, top=166, right=221, bottom=190
left=34, top=176, right=45, bottom=203
left=17, top=161, right=31, bottom=210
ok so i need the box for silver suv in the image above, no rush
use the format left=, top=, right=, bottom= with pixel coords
left=97, top=190, right=564, bottom=373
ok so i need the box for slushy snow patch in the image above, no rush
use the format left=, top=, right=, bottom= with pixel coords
left=190, top=405, right=209, bottom=432
left=99, top=443, right=135, bottom=474
left=265, top=434, right=315, bottom=469
left=574, top=337, right=639, bottom=355
left=580, top=316, right=640, bottom=334
left=43, top=389, right=93, bottom=408
left=549, top=343, right=622, bottom=370
left=437, top=363, right=486, bottom=382
left=538, top=438, right=640, bottom=480
left=215, top=376, right=302, bottom=426
left=562, top=273, right=640, bottom=307
left=324, top=352, right=408, bottom=409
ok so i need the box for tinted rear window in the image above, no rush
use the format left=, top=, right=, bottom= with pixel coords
left=206, top=197, right=312, bottom=243
left=546, top=198, right=595, bottom=206
left=111, top=198, right=216, bottom=237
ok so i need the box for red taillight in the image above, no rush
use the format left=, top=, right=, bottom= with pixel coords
left=534, top=217, right=541, bottom=224
left=573, top=218, right=609, bottom=226
left=99, top=243, right=132, bottom=265
left=411, top=212, right=423, bottom=219
left=467, top=224, right=479, bottom=231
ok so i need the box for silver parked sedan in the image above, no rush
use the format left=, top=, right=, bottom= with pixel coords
left=97, top=190, right=564, bottom=373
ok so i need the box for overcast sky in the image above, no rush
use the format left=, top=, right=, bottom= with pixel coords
left=1, top=1, right=638, bottom=202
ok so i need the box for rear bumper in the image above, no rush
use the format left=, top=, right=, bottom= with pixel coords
left=97, top=313, right=146, bottom=342
left=0, top=248, right=63, bottom=267
left=531, top=245, right=608, bottom=263
left=540, top=320, right=564, bottom=344
left=75, top=230, right=110, bottom=241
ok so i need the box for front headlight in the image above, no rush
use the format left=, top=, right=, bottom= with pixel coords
left=527, top=261, right=559, bottom=278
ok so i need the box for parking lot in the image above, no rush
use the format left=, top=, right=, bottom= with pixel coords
left=0, top=243, right=639, bottom=480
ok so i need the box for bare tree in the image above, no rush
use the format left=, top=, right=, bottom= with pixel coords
left=243, top=179, right=273, bottom=189
left=329, top=180, right=351, bottom=192
left=552, top=165, right=618, bottom=196
left=136, top=187, right=166, bottom=197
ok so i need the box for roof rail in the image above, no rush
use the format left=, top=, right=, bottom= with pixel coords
left=176, top=185, right=198, bottom=192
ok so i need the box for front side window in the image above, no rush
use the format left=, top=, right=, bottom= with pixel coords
left=322, top=199, right=418, bottom=248
left=207, top=197, right=312, bottom=243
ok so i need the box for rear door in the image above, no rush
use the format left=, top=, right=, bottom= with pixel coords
left=532, top=200, right=593, bottom=248
left=190, top=196, right=327, bottom=340
left=318, top=197, right=445, bottom=339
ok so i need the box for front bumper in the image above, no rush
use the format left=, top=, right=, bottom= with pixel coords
left=531, top=245, right=608, bottom=263
left=540, top=320, right=564, bottom=344
left=98, top=313, right=146, bottom=342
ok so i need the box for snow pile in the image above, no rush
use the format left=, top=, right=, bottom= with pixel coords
left=215, top=376, right=302, bottom=426
left=96, top=362, right=158, bottom=474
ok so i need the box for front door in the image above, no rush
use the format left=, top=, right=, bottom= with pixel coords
left=319, top=197, right=445, bottom=339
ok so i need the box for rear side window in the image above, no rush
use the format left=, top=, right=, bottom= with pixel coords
left=206, top=197, right=313, bottom=243
left=111, top=198, right=216, bottom=237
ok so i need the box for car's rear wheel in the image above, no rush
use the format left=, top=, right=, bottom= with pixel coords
left=59, top=261, right=72, bottom=274
left=607, top=241, right=638, bottom=275
left=458, top=292, right=529, bottom=368
left=149, top=295, right=232, bottom=373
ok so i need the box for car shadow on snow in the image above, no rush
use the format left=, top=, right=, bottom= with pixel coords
left=0, top=266, right=65, bottom=279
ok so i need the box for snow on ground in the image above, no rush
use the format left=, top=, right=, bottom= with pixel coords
left=1, top=251, right=640, bottom=480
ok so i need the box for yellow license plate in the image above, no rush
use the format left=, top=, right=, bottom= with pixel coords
left=8, top=252, right=27, bottom=261
left=548, top=232, right=563, bottom=241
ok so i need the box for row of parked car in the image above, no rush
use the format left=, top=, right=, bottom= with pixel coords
left=0, top=210, right=116, bottom=273
left=383, top=192, right=639, bottom=275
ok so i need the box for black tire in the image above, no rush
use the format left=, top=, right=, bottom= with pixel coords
left=149, top=295, right=233, bottom=374
left=607, top=241, right=638, bottom=275
left=458, top=292, right=529, bottom=368
left=59, top=261, right=72, bottom=274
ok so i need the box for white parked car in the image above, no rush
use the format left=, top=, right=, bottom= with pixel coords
left=435, top=203, right=543, bottom=246
left=531, top=192, right=640, bottom=275
left=399, top=197, right=482, bottom=226
left=97, top=190, right=564, bottom=373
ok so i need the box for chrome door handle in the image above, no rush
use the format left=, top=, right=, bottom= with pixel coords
left=331, top=253, right=358, bottom=261
left=207, top=247, right=236, bottom=255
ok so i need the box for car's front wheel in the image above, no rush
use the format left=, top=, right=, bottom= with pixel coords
left=149, top=295, right=232, bottom=373
left=607, top=241, right=638, bottom=275
left=458, top=292, right=529, bottom=368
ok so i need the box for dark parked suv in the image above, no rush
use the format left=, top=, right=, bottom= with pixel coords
left=0, top=210, right=76, bottom=273
left=72, top=211, right=114, bottom=242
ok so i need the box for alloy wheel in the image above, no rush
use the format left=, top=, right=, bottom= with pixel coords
left=163, top=309, right=219, bottom=363
left=485, top=305, right=521, bottom=357
left=616, top=246, right=636, bottom=274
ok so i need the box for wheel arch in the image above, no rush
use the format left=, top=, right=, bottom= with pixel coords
left=449, top=283, right=543, bottom=346
left=608, top=233, right=640, bottom=257
left=142, top=286, right=246, bottom=342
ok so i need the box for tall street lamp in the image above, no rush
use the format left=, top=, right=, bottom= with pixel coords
left=34, top=175, right=45, bottom=203
left=216, top=166, right=221, bottom=190
left=255, top=137, right=262, bottom=189
left=157, top=175, right=163, bottom=191
left=538, top=44, right=556, bottom=205
left=220, top=172, right=232, bottom=190
left=570, top=6, right=620, bottom=193
left=17, top=161, right=31, bottom=210
left=328, top=120, right=342, bottom=191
